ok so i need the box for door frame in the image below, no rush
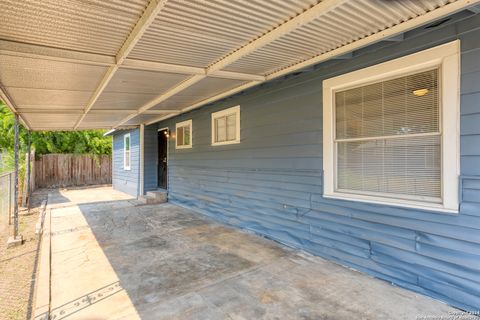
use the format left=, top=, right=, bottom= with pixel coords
left=157, top=127, right=169, bottom=190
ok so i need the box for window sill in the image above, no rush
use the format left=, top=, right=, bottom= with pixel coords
left=212, top=140, right=240, bottom=146
left=176, top=145, right=192, bottom=149
left=323, top=192, right=459, bottom=214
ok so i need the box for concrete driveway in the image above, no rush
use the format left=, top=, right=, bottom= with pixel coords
left=37, top=186, right=461, bottom=319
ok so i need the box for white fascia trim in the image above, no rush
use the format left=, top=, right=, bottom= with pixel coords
left=211, top=105, right=241, bottom=146
left=103, top=129, right=116, bottom=136
left=322, top=40, right=460, bottom=213
left=123, top=133, right=131, bottom=171
left=175, top=119, right=193, bottom=149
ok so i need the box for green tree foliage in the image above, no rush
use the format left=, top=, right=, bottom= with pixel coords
left=0, top=101, right=112, bottom=156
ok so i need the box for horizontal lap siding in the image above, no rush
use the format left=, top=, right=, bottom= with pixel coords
left=144, top=124, right=158, bottom=193
left=152, top=14, right=480, bottom=311
left=113, top=129, right=140, bottom=197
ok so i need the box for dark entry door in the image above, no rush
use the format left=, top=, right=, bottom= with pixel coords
left=158, top=129, right=168, bottom=189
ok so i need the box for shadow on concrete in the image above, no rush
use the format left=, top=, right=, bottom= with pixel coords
left=73, top=200, right=268, bottom=318
left=44, top=189, right=71, bottom=206
left=45, top=186, right=461, bottom=319
left=45, top=184, right=292, bottom=318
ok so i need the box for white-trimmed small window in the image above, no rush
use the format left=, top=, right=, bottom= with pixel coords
left=176, top=120, right=192, bottom=149
left=124, top=133, right=131, bottom=170
left=211, top=105, right=240, bottom=146
left=323, top=41, right=460, bottom=213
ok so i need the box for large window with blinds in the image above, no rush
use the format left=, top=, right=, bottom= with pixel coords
left=335, top=69, right=440, bottom=201
left=323, top=41, right=460, bottom=212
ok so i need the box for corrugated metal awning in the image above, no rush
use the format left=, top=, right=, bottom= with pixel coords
left=0, top=0, right=478, bottom=130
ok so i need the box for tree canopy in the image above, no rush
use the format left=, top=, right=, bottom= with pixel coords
left=0, top=102, right=112, bottom=155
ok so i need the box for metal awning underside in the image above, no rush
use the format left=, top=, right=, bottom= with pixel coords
left=0, top=0, right=478, bottom=131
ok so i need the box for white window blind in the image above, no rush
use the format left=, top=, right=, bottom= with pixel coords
left=334, top=69, right=441, bottom=201
left=215, top=114, right=236, bottom=143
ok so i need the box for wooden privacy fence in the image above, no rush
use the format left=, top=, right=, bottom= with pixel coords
left=35, top=154, right=111, bottom=188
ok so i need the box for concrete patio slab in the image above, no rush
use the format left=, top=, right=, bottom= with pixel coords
left=38, top=186, right=464, bottom=319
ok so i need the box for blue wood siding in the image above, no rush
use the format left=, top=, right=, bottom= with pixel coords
left=112, top=129, right=140, bottom=197
left=143, top=124, right=158, bottom=193
left=141, top=14, right=480, bottom=311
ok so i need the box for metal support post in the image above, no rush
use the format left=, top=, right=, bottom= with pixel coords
left=7, top=114, right=22, bottom=247
left=26, top=131, right=31, bottom=209
left=13, top=113, right=19, bottom=238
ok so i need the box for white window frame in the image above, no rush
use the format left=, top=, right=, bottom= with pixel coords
left=211, top=105, right=241, bottom=146
left=175, top=119, right=193, bottom=149
left=322, top=40, right=460, bottom=213
left=123, top=133, right=131, bottom=171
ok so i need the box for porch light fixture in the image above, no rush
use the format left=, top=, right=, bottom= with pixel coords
left=413, top=88, right=429, bottom=96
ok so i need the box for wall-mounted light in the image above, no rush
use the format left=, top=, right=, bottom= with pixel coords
left=164, top=129, right=170, bottom=138
left=413, top=88, right=429, bottom=97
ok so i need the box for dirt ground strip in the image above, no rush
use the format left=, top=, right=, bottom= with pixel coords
left=0, top=189, right=48, bottom=320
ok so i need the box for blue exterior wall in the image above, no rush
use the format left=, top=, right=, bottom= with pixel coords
left=149, top=15, right=480, bottom=310
left=143, top=124, right=158, bottom=193
left=139, top=14, right=480, bottom=311
left=112, top=128, right=140, bottom=197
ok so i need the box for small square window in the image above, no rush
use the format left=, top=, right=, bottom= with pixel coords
left=176, top=120, right=192, bottom=149
left=211, top=106, right=240, bottom=146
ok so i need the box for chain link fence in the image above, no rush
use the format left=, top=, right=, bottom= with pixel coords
left=0, top=171, right=14, bottom=226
